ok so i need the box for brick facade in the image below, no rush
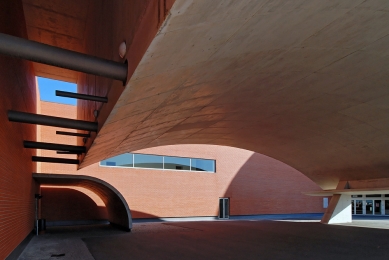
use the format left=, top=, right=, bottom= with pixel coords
left=39, top=101, right=324, bottom=222
left=0, top=1, right=37, bottom=258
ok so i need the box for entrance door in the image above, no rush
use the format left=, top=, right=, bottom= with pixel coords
left=219, top=198, right=229, bottom=219
left=374, top=200, right=381, bottom=215
left=355, top=200, right=363, bottom=214
left=366, top=200, right=373, bottom=214
left=386, top=200, right=389, bottom=215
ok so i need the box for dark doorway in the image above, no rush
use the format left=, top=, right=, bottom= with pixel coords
left=219, top=198, right=229, bottom=219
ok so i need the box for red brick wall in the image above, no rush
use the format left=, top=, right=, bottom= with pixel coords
left=39, top=102, right=78, bottom=173
left=39, top=102, right=324, bottom=221
left=0, top=1, right=37, bottom=258
left=41, top=187, right=107, bottom=221
left=77, top=0, right=176, bottom=163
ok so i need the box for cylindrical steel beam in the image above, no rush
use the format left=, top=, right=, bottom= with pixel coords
left=32, top=156, right=79, bottom=164
left=24, top=141, right=86, bottom=153
left=56, top=131, right=90, bottom=138
left=0, top=33, right=127, bottom=82
left=8, top=110, right=98, bottom=132
left=56, top=90, right=108, bottom=103
left=57, top=151, right=81, bottom=155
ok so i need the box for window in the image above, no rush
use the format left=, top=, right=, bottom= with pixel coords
left=164, top=156, right=190, bottom=170
left=100, top=152, right=216, bottom=173
left=134, top=154, right=163, bottom=169
left=323, top=198, right=328, bottom=208
left=100, top=153, right=133, bottom=167
left=191, top=158, right=215, bottom=172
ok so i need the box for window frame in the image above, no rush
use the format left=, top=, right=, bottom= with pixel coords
left=99, top=152, right=216, bottom=173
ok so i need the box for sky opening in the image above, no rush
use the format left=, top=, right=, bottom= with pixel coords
left=37, top=77, right=77, bottom=106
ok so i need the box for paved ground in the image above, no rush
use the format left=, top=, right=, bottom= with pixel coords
left=18, top=218, right=389, bottom=260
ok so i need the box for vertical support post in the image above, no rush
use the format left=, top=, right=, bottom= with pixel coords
left=321, top=194, right=352, bottom=224
left=35, top=197, right=38, bottom=236
left=363, top=195, right=366, bottom=215
left=34, top=194, right=42, bottom=235
left=381, top=195, right=385, bottom=215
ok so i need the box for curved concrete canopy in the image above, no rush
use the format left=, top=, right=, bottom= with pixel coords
left=81, top=0, right=389, bottom=189
left=33, top=173, right=132, bottom=231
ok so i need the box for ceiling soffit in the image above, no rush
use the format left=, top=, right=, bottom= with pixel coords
left=82, top=0, right=389, bottom=189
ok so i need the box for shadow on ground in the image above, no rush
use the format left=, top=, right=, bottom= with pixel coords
left=81, top=220, right=389, bottom=260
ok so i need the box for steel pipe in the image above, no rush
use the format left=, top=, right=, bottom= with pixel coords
left=32, top=156, right=79, bottom=165
left=56, top=131, right=90, bottom=138
left=56, top=90, right=108, bottom=103
left=0, top=33, right=127, bottom=82
left=24, top=141, right=86, bottom=153
left=57, top=151, right=81, bottom=155
left=8, top=110, right=98, bottom=132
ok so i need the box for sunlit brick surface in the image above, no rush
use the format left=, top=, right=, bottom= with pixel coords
left=39, top=102, right=324, bottom=220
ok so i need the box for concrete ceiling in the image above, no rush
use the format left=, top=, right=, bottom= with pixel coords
left=76, top=0, right=389, bottom=189
left=22, top=0, right=90, bottom=82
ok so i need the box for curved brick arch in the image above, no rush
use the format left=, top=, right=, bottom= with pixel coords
left=33, top=173, right=132, bottom=231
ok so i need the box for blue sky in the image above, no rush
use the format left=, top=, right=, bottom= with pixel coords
left=37, top=77, right=77, bottom=105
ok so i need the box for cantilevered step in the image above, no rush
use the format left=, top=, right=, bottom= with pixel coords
left=24, top=141, right=85, bottom=154
left=32, top=156, right=79, bottom=165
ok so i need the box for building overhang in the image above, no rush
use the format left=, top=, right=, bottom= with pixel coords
left=305, top=188, right=389, bottom=197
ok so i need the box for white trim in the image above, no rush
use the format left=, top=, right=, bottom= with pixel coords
left=99, top=152, right=216, bottom=173
left=99, top=164, right=216, bottom=173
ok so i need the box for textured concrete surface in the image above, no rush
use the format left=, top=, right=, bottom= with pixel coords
left=17, top=225, right=122, bottom=260
left=19, top=218, right=389, bottom=260
left=78, top=0, right=389, bottom=191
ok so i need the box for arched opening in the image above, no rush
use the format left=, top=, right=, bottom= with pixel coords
left=40, top=186, right=108, bottom=226
left=33, top=173, right=132, bottom=231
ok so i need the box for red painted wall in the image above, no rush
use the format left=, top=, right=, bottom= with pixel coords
left=0, top=1, right=37, bottom=258
left=39, top=102, right=324, bottom=222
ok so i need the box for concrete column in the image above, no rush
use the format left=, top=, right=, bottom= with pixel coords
left=363, top=197, right=366, bottom=215
left=321, top=194, right=352, bottom=224
left=381, top=197, right=385, bottom=215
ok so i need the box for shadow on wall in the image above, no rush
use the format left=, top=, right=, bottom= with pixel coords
left=223, top=152, right=324, bottom=215
left=39, top=146, right=325, bottom=223
left=41, top=187, right=158, bottom=224
left=41, top=187, right=108, bottom=222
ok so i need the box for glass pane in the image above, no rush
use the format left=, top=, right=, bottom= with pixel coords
left=366, top=194, right=381, bottom=197
left=385, top=200, right=389, bottom=215
left=374, top=200, right=381, bottom=215
left=164, top=156, right=190, bottom=170
left=100, top=153, right=133, bottom=167
left=225, top=199, right=229, bottom=218
left=366, top=200, right=373, bottom=214
left=352, top=195, right=362, bottom=198
left=219, top=199, right=224, bottom=218
left=191, top=158, right=215, bottom=172
left=355, top=200, right=363, bottom=214
left=351, top=200, right=355, bottom=214
left=385, top=194, right=389, bottom=197
left=134, top=154, right=163, bottom=169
